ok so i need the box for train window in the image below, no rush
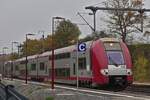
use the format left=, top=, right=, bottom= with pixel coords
left=40, top=62, right=45, bottom=71
left=20, top=60, right=26, bottom=64
left=104, top=42, right=121, bottom=51
left=66, top=68, right=70, bottom=77
left=55, top=68, right=70, bottom=77
left=78, top=57, right=86, bottom=70
left=55, top=55, right=59, bottom=59
left=65, top=53, right=70, bottom=58
left=61, top=53, right=65, bottom=59
left=15, top=65, right=19, bottom=71
left=45, top=64, right=47, bottom=74
left=49, top=56, right=52, bottom=60
left=73, top=63, right=76, bottom=75
left=31, top=63, right=36, bottom=71
left=54, top=52, right=70, bottom=60
left=49, top=69, right=51, bottom=75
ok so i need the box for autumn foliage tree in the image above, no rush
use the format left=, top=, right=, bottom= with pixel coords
left=54, top=20, right=81, bottom=48
left=21, top=39, right=43, bottom=56
left=20, top=20, right=81, bottom=56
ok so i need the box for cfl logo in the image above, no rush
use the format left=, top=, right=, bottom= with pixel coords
left=78, top=43, right=86, bottom=52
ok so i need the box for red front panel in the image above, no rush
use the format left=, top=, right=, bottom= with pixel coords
left=120, top=42, right=132, bottom=68
left=120, top=42, right=133, bottom=84
left=91, top=40, right=109, bottom=85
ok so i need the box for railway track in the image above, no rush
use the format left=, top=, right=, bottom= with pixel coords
left=123, top=84, right=150, bottom=96
left=56, top=82, right=150, bottom=97
left=43, top=81, right=150, bottom=97
left=54, top=83, right=150, bottom=99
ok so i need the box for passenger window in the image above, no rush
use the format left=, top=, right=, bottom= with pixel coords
left=45, top=64, right=47, bottom=74
left=15, top=65, right=19, bottom=71
left=55, top=68, right=70, bottom=77
left=73, top=63, right=76, bottom=75
left=31, top=63, right=36, bottom=71
left=40, top=62, right=45, bottom=71
left=78, top=57, right=86, bottom=70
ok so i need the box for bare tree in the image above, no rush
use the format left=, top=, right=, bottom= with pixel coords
left=103, top=0, right=144, bottom=43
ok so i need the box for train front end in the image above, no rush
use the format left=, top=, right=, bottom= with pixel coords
left=91, top=38, right=133, bottom=87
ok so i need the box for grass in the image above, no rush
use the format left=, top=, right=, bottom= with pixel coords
left=45, top=96, right=54, bottom=100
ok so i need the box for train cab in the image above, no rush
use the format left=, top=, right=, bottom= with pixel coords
left=91, top=38, right=133, bottom=87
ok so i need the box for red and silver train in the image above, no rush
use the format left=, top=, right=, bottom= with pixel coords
left=4, top=38, right=133, bottom=87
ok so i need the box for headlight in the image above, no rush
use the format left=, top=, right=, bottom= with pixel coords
left=127, top=69, right=132, bottom=76
left=100, top=69, right=109, bottom=76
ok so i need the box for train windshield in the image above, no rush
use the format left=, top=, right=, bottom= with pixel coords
left=107, top=51, right=124, bottom=65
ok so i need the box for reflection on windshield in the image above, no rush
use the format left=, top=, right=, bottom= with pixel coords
left=107, top=51, right=124, bottom=65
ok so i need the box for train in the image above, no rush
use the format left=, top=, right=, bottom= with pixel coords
left=3, top=38, right=133, bottom=88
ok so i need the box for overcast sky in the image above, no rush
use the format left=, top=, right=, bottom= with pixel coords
left=0, top=0, right=150, bottom=53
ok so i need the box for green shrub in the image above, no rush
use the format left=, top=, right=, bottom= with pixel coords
left=133, top=55, right=149, bottom=82
left=128, top=44, right=150, bottom=82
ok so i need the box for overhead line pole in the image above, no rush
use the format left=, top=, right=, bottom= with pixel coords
left=51, top=17, right=55, bottom=90
left=2, top=47, right=8, bottom=79
left=11, top=41, right=19, bottom=81
left=25, top=33, right=35, bottom=84
left=85, top=6, right=150, bottom=12
left=38, top=30, right=45, bottom=53
left=25, top=34, right=28, bottom=84
left=85, top=6, right=150, bottom=32
left=76, top=41, right=79, bottom=89
left=11, top=42, right=14, bottom=81
left=51, top=17, right=65, bottom=89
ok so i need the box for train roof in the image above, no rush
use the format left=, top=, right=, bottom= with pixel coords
left=15, top=55, right=39, bottom=62
left=100, top=38, right=121, bottom=42
left=40, top=41, right=92, bottom=57
left=4, top=60, right=12, bottom=64
left=14, top=41, right=92, bottom=62
left=13, top=38, right=120, bottom=62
